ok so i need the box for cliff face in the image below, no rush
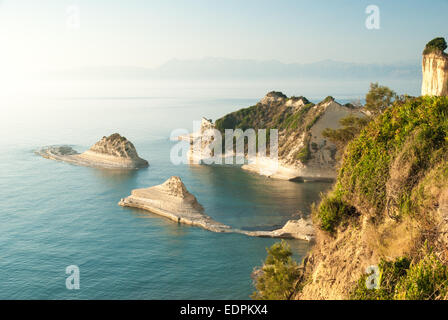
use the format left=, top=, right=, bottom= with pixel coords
left=294, top=96, right=448, bottom=300
left=118, top=176, right=234, bottom=233
left=422, top=51, right=448, bottom=96
left=206, top=92, right=366, bottom=180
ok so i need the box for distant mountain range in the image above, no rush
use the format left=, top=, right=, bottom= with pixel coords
left=50, top=57, right=421, bottom=80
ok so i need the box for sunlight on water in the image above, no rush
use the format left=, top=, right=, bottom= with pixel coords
left=0, top=81, right=340, bottom=299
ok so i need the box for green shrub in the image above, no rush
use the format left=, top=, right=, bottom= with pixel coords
left=316, top=96, right=448, bottom=232
left=296, top=145, right=311, bottom=163
left=322, top=115, right=371, bottom=151
left=317, top=193, right=356, bottom=233
left=322, top=96, right=334, bottom=103
left=351, top=252, right=448, bottom=300
left=423, top=37, right=447, bottom=55
left=267, top=91, right=287, bottom=99
left=281, top=103, right=314, bottom=131
left=395, top=253, right=448, bottom=300
left=252, top=241, right=300, bottom=300
left=337, top=96, right=448, bottom=218
left=351, top=257, right=410, bottom=300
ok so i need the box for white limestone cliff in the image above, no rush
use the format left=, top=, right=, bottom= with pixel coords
left=185, top=93, right=366, bottom=181
left=422, top=51, right=448, bottom=96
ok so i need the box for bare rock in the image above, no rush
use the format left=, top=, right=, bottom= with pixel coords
left=37, top=133, right=149, bottom=169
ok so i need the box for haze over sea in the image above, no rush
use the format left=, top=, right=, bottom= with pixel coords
left=0, top=78, right=418, bottom=299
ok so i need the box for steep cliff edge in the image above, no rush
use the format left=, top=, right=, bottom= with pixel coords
left=422, top=37, right=448, bottom=96
left=293, top=96, right=448, bottom=299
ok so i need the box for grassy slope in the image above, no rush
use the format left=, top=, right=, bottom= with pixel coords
left=296, top=96, right=448, bottom=299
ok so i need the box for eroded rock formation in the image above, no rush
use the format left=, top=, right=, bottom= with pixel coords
left=184, top=92, right=366, bottom=180
left=119, top=176, right=231, bottom=233
left=421, top=37, right=448, bottom=96
left=37, top=133, right=149, bottom=169
left=119, top=176, right=316, bottom=240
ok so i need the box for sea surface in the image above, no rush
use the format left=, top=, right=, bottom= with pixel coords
left=0, top=79, right=418, bottom=299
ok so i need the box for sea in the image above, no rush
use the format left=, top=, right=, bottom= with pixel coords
left=0, top=78, right=420, bottom=299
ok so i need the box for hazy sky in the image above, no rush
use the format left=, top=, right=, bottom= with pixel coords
left=0, top=0, right=447, bottom=74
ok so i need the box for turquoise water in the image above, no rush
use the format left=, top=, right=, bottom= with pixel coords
left=0, top=90, right=332, bottom=299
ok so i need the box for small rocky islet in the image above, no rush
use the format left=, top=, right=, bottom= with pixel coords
left=37, top=133, right=315, bottom=240
left=119, top=176, right=232, bottom=233
left=37, top=133, right=149, bottom=169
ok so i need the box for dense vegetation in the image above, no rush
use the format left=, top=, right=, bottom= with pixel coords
left=213, top=93, right=321, bottom=160
left=316, top=96, right=448, bottom=233
left=214, top=99, right=314, bottom=133
left=322, top=83, right=396, bottom=155
left=322, top=115, right=371, bottom=153
left=251, top=241, right=300, bottom=300
left=423, top=37, right=447, bottom=55
left=312, top=95, right=448, bottom=299
left=252, top=89, right=448, bottom=300
left=351, top=248, right=448, bottom=300
left=364, top=82, right=397, bottom=115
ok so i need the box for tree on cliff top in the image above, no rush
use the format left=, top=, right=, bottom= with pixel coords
left=251, top=241, right=300, bottom=300
left=423, top=37, right=447, bottom=55
left=365, top=82, right=397, bottom=115
left=322, top=83, right=396, bottom=154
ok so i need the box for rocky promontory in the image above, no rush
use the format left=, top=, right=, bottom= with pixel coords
left=185, top=92, right=366, bottom=181
left=37, top=133, right=149, bottom=169
left=243, top=214, right=315, bottom=241
left=119, top=176, right=315, bottom=240
left=119, top=176, right=232, bottom=233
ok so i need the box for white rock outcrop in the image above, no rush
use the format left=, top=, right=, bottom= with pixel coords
left=182, top=94, right=365, bottom=181
left=177, top=117, right=218, bottom=164
left=37, top=133, right=149, bottom=169
left=242, top=98, right=366, bottom=181
left=119, top=176, right=315, bottom=240
left=118, top=176, right=232, bottom=233
left=422, top=51, right=448, bottom=96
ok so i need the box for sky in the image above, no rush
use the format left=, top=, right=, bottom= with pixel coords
left=0, top=0, right=447, bottom=75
